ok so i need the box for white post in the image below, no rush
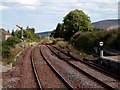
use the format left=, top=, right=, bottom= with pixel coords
left=99, top=41, right=104, bottom=58
left=100, top=50, right=103, bottom=58
left=21, top=27, right=24, bottom=49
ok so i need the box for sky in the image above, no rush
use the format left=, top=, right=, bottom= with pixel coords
left=0, top=0, right=119, bottom=33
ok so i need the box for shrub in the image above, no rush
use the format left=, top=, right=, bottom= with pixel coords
left=2, top=36, right=20, bottom=58
left=2, top=44, right=11, bottom=58
left=73, top=29, right=120, bottom=54
left=74, top=32, right=94, bottom=52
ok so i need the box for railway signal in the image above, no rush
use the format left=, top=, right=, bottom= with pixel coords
left=16, top=25, right=24, bottom=49
left=16, top=25, right=24, bottom=40
left=99, top=41, right=104, bottom=57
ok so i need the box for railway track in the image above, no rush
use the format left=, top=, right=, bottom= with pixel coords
left=31, top=46, right=42, bottom=89
left=40, top=45, right=109, bottom=89
left=31, top=45, right=70, bottom=89
left=46, top=45, right=120, bottom=89
left=51, top=45, right=120, bottom=80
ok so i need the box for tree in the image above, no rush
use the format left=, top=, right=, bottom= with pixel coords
left=7, top=30, right=10, bottom=34
left=63, top=9, right=93, bottom=40
left=11, top=29, right=15, bottom=36
left=52, top=23, right=65, bottom=38
left=26, top=26, right=29, bottom=29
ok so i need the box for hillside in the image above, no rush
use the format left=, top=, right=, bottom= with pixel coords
left=37, top=31, right=52, bottom=37
left=92, top=19, right=120, bottom=30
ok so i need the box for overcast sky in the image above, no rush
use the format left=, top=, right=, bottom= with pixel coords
left=0, top=0, right=119, bottom=33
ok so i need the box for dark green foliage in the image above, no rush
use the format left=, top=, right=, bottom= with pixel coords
left=2, top=44, right=11, bottom=58
left=5, top=36, right=20, bottom=48
left=51, top=23, right=65, bottom=38
left=2, top=27, right=40, bottom=63
left=63, top=9, right=92, bottom=35
left=51, top=9, right=93, bottom=40
left=26, top=28, right=35, bottom=33
left=14, top=30, right=27, bottom=39
left=74, top=32, right=94, bottom=52
left=2, top=36, right=20, bottom=58
left=11, top=30, right=15, bottom=36
left=73, top=30, right=120, bottom=53
left=106, top=30, right=120, bottom=50
left=14, top=28, right=39, bottom=42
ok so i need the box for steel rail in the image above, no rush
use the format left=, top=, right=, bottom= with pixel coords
left=39, top=47, right=74, bottom=89
left=30, top=47, right=43, bottom=90
left=47, top=45, right=116, bottom=90
left=51, top=45, right=120, bottom=80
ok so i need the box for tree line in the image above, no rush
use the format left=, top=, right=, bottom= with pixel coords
left=51, top=9, right=120, bottom=53
left=50, top=9, right=93, bottom=40
left=2, top=28, right=40, bottom=60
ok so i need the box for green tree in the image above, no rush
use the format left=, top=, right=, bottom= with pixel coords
left=52, top=23, right=65, bottom=38
left=63, top=9, right=93, bottom=40
left=7, top=30, right=10, bottom=34
left=51, top=9, right=93, bottom=40
left=14, top=29, right=27, bottom=39
left=11, top=29, right=15, bottom=36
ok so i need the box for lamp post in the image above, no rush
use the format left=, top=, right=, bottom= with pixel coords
left=99, top=41, right=104, bottom=58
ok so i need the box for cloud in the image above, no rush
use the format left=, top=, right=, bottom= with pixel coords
left=76, top=0, right=119, bottom=3
left=1, top=0, right=41, bottom=10
left=74, top=1, right=118, bottom=17
left=4, top=0, right=40, bottom=6
left=0, top=5, right=10, bottom=10
left=18, top=6, right=36, bottom=10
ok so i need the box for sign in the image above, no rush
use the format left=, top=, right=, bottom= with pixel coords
left=99, top=41, right=103, bottom=47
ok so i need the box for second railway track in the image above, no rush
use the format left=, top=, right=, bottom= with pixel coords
left=46, top=45, right=120, bottom=89
left=30, top=44, right=120, bottom=89
left=40, top=45, right=109, bottom=89
left=51, top=45, right=120, bottom=80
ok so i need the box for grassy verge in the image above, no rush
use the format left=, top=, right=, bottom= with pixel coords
left=54, top=39, right=88, bottom=59
left=2, top=44, right=22, bottom=65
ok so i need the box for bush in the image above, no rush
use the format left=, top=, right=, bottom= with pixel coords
left=73, top=29, right=120, bottom=53
left=2, top=36, right=20, bottom=58
left=5, top=36, right=20, bottom=48
left=74, top=32, right=94, bottom=52
left=106, top=30, right=120, bottom=50
left=2, top=44, right=11, bottom=58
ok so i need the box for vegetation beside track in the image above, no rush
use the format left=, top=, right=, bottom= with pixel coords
left=51, top=9, right=120, bottom=55
left=1, top=28, right=40, bottom=65
left=71, top=29, right=120, bottom=54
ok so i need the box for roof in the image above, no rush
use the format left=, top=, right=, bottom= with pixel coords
left=0, top=28, right=10, bottom=35
left=0, top=28, right=11, bottom=41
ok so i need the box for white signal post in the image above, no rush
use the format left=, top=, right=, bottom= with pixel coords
left=21, top=27, right=24, bottom=40
left=99, top=41, right=104, bottom=58
left=16, top=25, right=24, bottom=49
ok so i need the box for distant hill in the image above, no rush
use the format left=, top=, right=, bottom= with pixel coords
left=36, top=31, right=52, bottom=37
left=92, top=19, right=120, bottom=30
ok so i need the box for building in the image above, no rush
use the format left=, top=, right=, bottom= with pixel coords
left=0, top=28, right=11, bottom=41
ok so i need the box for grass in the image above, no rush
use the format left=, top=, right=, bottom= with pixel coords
left=54, top=39, right=98, bottom=61
left=54, top=39, right=88, bottom=59
left=0, top=41, right=2, bottom=51
left=2, top=44, right=22, bottom=65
